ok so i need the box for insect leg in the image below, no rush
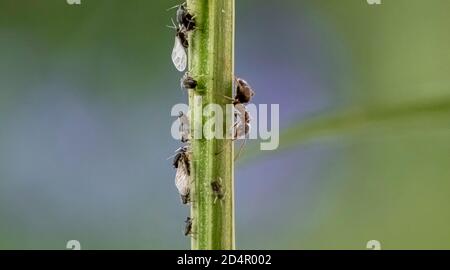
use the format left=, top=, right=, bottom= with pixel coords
left=234, top=136, right=247, bottom=161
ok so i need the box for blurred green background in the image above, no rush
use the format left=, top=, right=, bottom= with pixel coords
left=0, top=0, right=449, bottom=249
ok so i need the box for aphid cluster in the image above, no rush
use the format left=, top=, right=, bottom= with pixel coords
left=168, top=3, right=256, bottom=238
left=168, top=3, right=197, bottom=237
left=171, top=125, right=193, bottom=237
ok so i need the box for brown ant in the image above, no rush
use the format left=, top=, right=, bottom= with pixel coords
left=216, top=77, right=255, bottom=159
left=234, top=78, right=255, bottom=105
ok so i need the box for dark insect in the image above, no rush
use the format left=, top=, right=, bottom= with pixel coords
left=211, top=178, right=225, bottom=204
left=234, top=78, right=255, bottom=105
left=180, top=72, right=198, bottom=90
left=173, top=146, right=191, bottom=204
left=184, top=217, right=193, bottom=236
left=173, top=146, right=190, bottom=173
left=176, top=3, right=196, bottom=31
left=177, top=111, right=190, bottom=143
left=176, top=25, right=189, bottom=49
left=181, top=192, right=190, bottom=205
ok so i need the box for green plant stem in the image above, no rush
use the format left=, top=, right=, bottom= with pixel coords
left=187, top=0, right=235, bottom=250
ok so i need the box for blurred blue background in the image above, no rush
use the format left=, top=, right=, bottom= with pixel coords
left=1, top=0, right=450, bottom=249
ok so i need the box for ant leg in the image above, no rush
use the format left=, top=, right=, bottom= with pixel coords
left=187, top=16, right=196, bottom=30
left=166, top=4, right=179, bottom=11
left=213, top=93, right=235, bottom=103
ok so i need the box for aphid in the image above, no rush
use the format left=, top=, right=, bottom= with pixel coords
left=184, top=217, right=193, bottom=236
left=234, top=77, right=255, bottom=105
left=180, top=72, right=198, bottom=90
left=176, top=3, right=196, bottom=31
left=178, top=111, right=190, bottom=143
left=173, top=146, right=191, bottom=204
left=169, top=20, right=188, bottom=72
left=168, top=2, right=196, bottom=31
left=211, top=178, right=225, bottom=204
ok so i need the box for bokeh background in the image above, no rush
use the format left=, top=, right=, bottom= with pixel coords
left=1, top=0, right=450, bottom=249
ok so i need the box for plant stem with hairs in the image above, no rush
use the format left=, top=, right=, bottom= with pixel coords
left=187, top=0, right=235, bottom=250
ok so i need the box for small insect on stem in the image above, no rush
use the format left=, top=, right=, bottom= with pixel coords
left=178, top=111, right=190, bottom=143
left=216, top=77, right=255, bottom=160
left=224, top=78, right=255, bottom=135
left=176, top=2, right=196, bottom=31
left=211, top=178, right=225, bottom=204
left=167, top=2, right=196, bottom=31
left=173, top=146, right=191, bottom=205
left=180, top=72, right=198, bottom=90
left=234, top=78, right=255, bottom=105
left=184, top=217, right=193, bottom=236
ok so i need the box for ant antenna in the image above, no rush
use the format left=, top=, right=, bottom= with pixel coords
left=167, top=1, right=188, bottom=11
left=166, top=145, right=187, bottom=160
left=166, top=18, right=178, bottom=30
left=166, top=4, right=179, bottom=11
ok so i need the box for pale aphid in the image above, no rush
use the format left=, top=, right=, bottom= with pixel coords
left=172, top=36, right=187, bottom=72
left=173, top=146, right=191, bottom=204
left=234, top=103, right=251, bottom=140
left=175, top=158, right=190, bottom=204
left=178, top=111, right=190, bottom=143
